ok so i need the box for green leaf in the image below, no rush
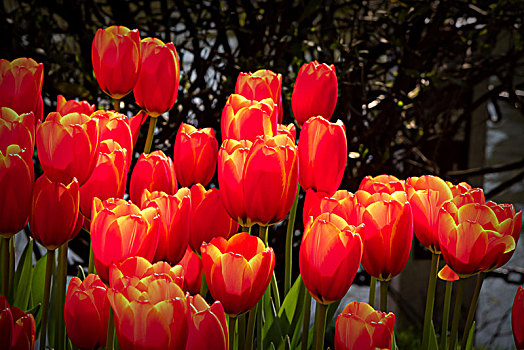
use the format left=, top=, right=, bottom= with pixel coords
left=13, top=237, right=34, bottom=310
left=263, top=296, right=283, bottom=348
left=428, top=320, right=439, bottom=350
left=278, top=275, right=305, bottom=340
left=76, top=265, right=85, bottom=280
left=30, top=253, right=47, bottom=335
left=465, top=321, right=475, bottom=350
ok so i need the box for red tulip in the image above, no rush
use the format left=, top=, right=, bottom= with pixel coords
left=173, top=123, right=218, bottom=187
left=291, top=61, right=338, bottom=127
left=129, top=150, right=178, bottom=205
left=186, top=294, right=228, bottom=350
left=512, top=285, right=524, bottom=350
left=90, top=110, right=134, bottom=167
left=358, top=174, right=406, bottom=194
left=235, top=69, right=283, bottom=123
left=0, top=295, right=36, bottom=350
left=0, top=107, right=35, bottom=162
left=0, top=295, right=13, bottom=349
left=133, top=37, right=180, bottom=117
left=302, top=189, right=358, bottom=227
left=36, top=112, right=99, bottom=185
left=56, top=95, right=95, bottom=116
left=299, top=213, right=363, bottom=304
left=438, top=265, right=459, bottom=282
left=64, top=274, right=110, bottom=350
left=335, top=301, right=395, bottom=350
left=276, top=123, right=296, bottom=142
left=141, top=188, right=191, bottom=265
left=178, top=246, right=203, bottom=295
left=298, top=116, right=347, bottom=195
left=188, top=184, right=239, bottom=252
left=0, top=57, right=44, bottom=125
left=30, top=175, right=82, bottom=250
left=90, top=197, right=160, bottom=283
left=201, top=232, right=275, bottom=316
left=91, top=25, right=141, bottom=99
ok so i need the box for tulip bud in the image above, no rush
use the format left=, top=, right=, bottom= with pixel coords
left=512, top=285, right=524, bottom=350
left=0, top=295, right=36, bottom=350
left=56, top=95, right=95, bottom=116
left=186, top=294, right=228, bottom=350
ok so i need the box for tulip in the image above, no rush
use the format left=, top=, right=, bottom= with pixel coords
left=173, top=123, right=218, bottom=187
left=201, top=232, right=275, bottom=316
left=512, top=285, right=524, bottom=350
left=0, top=295, right=13, bottom=349
left=29, top=175, right=82, bottom=250
left=91, top=25, right=141, bottom=99
left=277, top=123, right=296, bottom=142
left=0, top=295, right=36, bottom=350
left=335, top=300, right=395, bottom=350
left=0, top=57, right=44, bottom=125
left=303, top=189, right=358, bottom=227
left=298, top=116, right=347, bottom=195
left=79, top=139, right=128, bottom=217
left=299, top=213, right=363, bottom=304
left=56, top=94, right=95, bottom=116
left=141, top=188, right=191, bottom=265
left=36, top=111, right=99, bottom=185
left=186, top=294, right=228, bottom=350
left=134, top=37, right=180, bottom=118
left=90, top=197, right=160, bottom=283
left=129, top=150, right=178, bottom=205
left=291, top=61, right=338, bottom=127
left=178, top=246, right=203, bottom=295
left=188, top=184, right=239, bottom=252
left=235, top=69, right=283, bottom=123
left=358, top=174, right=405, bottom=194
left=0, top=107, right=35, bottom=159
left=64, top=274, right=110, bottom=350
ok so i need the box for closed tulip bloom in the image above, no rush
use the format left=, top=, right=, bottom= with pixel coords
left=0, top=107, right=35, bottom=160
left=512, top=286, right=524, bottom=350
left=0, top=57, right=44, bottom=124
left=173, top=123, right=218, bottom=187
left=299, top=213, right=363, bottom=304
left=486, top=201, right=522, bottom=268
left=298, top=116, right=347, bottom=195
left=277, top=123, right=296, bottom=142
left=56, top=94, right=95, bottom=116
left=79, top=139, right=128, bottom=217
left=0, top=293, right=13, bottom=348
left=134, top=37, right=180, bottom=118
left=235, top=69, right=283, bottom=123
left=91, top=25, right=141, bottom=99
left=291, top=61, right=338, bottom=127
left=141, top=188, right=191, bottom=265
left=186, top=294, right=228, bottom=350
left=358, top=174, right=406, bottom=194
left=90, top=197, right=160, bottom=283
left=201, top=232, right=275, bottom=316
left=221, top=94, right=277, bottom=142
left=64, top=274, right=110, bottom=350
left=335, top=301, right=395, bottom=350
left=188, top=184, right=239, bottom=252
left=30, top=175, right=82, bottom=250
left=36, top=112, right=99, bottom=185
left=178, top=246, right=203, bottom=295
left=129, top=150, right=178, bottom=205
left=0, top=295, right=36, bottom=350
left=303, top=189, right=358, bottom=227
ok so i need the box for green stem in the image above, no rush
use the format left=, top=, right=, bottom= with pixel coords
left=1, top=237, right=9, bottom=296
left=440, top=280, right=454, bottom=350
left=113, top=98, right=120, bottom=112
left=143, top=116, right=157, bottom=154
left=368, top=276, right=377, bottom=308
left=8, top=237, right=14, bottom=297
left=237, top=314, right=246, bottom=350
left=245, top=305, right=257, bottom=350
left=314, top=302, right=328, bottom=350
left=422, top=253, right=440, bottom=349
left=258, top=225, right=268, bottom=246
left=106, top=307, right=115, bottom=350
left=256, top=300, right=262, bottom=350
left=285, top=184, right=300, bottom=296
left=40, top=249, right=55, bottom=350
left=271, top=271, right=281, bottom=310
left=448, top=278, right=465, bottom=350
left=229, top=316, right=237, bottom=350
left=380, top=280, right=389, bottom=312
left=88, top=241, right=95, bottom=275
left=241, top=225, right=249, bottom=233
left=301, top=290, right=312, bottom=350
left=200, top=269, right=208, bottom=298
left=460, top=272, right=485, bottom=349
left=55, top=243, right=68, bottom=350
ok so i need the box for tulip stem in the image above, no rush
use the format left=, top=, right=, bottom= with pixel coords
left=422, top=252, right=440, bottom=350
left=460, top=272, right=485, bottom=349
left=258, top=225, right=268, bottom=246
left=368, top=276, right=377, bottom=308
left=448, top=278, right=465, bottom=350
left=285, top=184, right=300, bottom=296
left=440, top=280, right=454, bottom=350
left=55, top=242, right=68, bottom=350
left=314, top=302, right=328, bottom=350
left=256, top=300, right=262, bottom=350
left=106, top=307, right=115, bottom=350
left=1, top=237, right=9, bottom=297
left=238, top=314, right=246, bottom=350
left=271, top=272, right=281, bottom=310
left=241, top=225, right=249, bottom=233
left=245, top=305, right=257, bottom=350
left=301, top=290, right=312, bottom=350
left=380, top=280, right=389, bottom=312
left=229, top=316, right=237, bottom=350
left=113, top=98, right=120, bottom=112
left=143, top=116, right=157, bottom=154
left=8, top=237, right=14, bottom=297
left=40, top=249, right=55, bottom=350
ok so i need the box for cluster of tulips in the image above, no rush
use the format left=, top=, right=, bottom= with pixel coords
left=0, top=23, right=523, bottom=350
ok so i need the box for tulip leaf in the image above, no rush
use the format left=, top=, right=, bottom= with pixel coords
left=277, top=335, right=291, bottom=350
left=278, top=275, right=305, bottom=339
left=13, top=237, right=34, bottom=310
left=428, top=320, right=439, bottom=350
left=263, top=296, right=284, bottom=348
left=30, top=253, right=47, bottom=335
left=465, top=321, right=475, bottom=350
left=76, top=264, right=86, bottom=280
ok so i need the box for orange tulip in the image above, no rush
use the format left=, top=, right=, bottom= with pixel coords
left=30, top=175, right=82, bottom=250
left=64, top=274, right=110, bottom=350
left=200, top=232, right=275, bottom=316
left=512, top=285, right=524, bottom=350
left=186, top=294, right=228, bottom=350
left=56, top=94, right=95, bottom=116
left=134, top=37, right=180, bottom=118
left=90, top=197, right=160, bottom=283
left=298, top=116, right=347, bottom=195
left=299, top=213, right=363, bottom=304
left=0, top=107, right=35, bottom=162
left=188, top=184, right=238, bottom=252
left=235, top=69, right=283, bottom=123
left=129, top=150, right=178, bottom=205
left=173, top=123, right=218, bottom=187
left=36, top=112, right=99, bottom=185
left=178, top=246, right=203, bottom=295
left=141, top=188, right=191, bottom=265
left=91, top=25, right=141, bottom=99
left=438, top=265, right=459, bottom=282
left=291, top=61, right=338, bottom=127
left=358, top=174, right=405, bottom=195
left=302, top=189, right=358, bottom=227
left=0, top=295, right=36, bottom=350
left=0, top=57, right=44, bottom=125
left=221, top=94, right=277, bottom=142
left=335, top=301, right=395, bottom=350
